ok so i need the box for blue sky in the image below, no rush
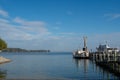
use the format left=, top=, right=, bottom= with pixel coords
left=0, top=0, right=120, bottom=52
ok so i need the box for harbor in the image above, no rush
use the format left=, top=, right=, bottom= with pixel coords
left=89, top=44, right=120, bottom=77
left=0, top=36, right=120, bottom=79
left=73, top=37, right=120, bottom=77
left=0, top=52, right=119, bottom=80
left=0, top=0, right=120, bottom=79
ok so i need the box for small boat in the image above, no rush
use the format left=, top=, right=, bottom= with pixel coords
left=73, top=36, right=89, bottom=59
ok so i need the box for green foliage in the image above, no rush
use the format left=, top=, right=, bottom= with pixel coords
left=0, top=38, right=7, bottom=50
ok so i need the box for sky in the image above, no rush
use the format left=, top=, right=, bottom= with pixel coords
left=0, top=0, right=120, bottom=52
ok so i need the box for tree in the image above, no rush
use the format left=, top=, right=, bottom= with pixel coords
left=0, top=38, right=7, bottom=50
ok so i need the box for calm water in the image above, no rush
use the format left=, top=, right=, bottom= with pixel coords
left=0, top=52, right=119, bottom=80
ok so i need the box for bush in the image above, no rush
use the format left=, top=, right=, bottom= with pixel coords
left=0, top=38, right=7, bottom=50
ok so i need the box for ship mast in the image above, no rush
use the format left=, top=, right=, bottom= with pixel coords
left=83, top=36, right=87, bottom=51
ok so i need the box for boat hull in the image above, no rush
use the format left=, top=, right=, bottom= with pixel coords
left=73, top=51, right=89, bottom=59
left=73, top=55, right=89, bottom=59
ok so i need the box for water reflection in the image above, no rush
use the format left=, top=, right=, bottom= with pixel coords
left=74, top=59, right=89, bottom=73
left=95, top=63, right=120, bottom=79
left=0, top=69, right=7, bottom=79
left=73, top=58, right=120, bottom=80
left=0, top=52, right=119, bottom=80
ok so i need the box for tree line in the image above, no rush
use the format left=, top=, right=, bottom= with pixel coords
left=0, top=38, right=7, bottom=50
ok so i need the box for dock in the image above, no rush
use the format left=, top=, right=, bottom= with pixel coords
left=90, top=51, right=120, bottom=77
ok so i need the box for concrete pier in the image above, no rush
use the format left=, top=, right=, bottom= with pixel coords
left=90, top=51, right=120, bottom=76
left=90, top=51, right=120, bottom=62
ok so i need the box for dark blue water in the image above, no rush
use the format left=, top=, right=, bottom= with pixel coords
left=0, top=52, right=119, bottom=80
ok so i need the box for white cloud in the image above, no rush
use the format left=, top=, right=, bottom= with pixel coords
left=104, top=13, right=120, bottom=20
left=0, top=8, right=120, bottom=51
left=0, top=9, right=9, bottom=17
left=0, top=22, right=34, bottom=40
left=0, top=16, right=50, bottom=41
left=0, top=9, right=81, bottom=51
left=14, top=17, right=45, bottom=26
left=0, top=9, right=52, bottom=50
left=87, top=32, right=120, bottom=51
left=13, top=17, right=50, bottom=35
left=0, top=18, right=9, bottom=23
left=59, top=32, right=75, bottom=35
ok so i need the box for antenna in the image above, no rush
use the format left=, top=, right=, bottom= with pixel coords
left=83, top=36, right=87, bottom=48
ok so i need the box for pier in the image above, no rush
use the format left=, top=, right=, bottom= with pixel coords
left=90, top=51, right=120, bottom=77
left=88, top=44, right=120, bottom=77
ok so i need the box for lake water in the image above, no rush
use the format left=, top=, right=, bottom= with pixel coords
left=0, top=52, right=119, bottom=80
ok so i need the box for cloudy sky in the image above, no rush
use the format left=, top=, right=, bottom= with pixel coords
left=0, top=0, right=120, bottom=52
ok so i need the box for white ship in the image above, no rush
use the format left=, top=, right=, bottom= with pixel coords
left=73, top=36, right=89, bottom=59
left=96, top=43, right=119, bottom=53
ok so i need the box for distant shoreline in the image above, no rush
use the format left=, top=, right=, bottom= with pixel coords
left=1, top=48, right=50, bottom=53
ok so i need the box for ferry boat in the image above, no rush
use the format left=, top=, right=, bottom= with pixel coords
left=73, top=37, right=89, bottom=59
left=96, top=44, right=119, bottom=53
left=93, top=43, right=120, bottom=62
